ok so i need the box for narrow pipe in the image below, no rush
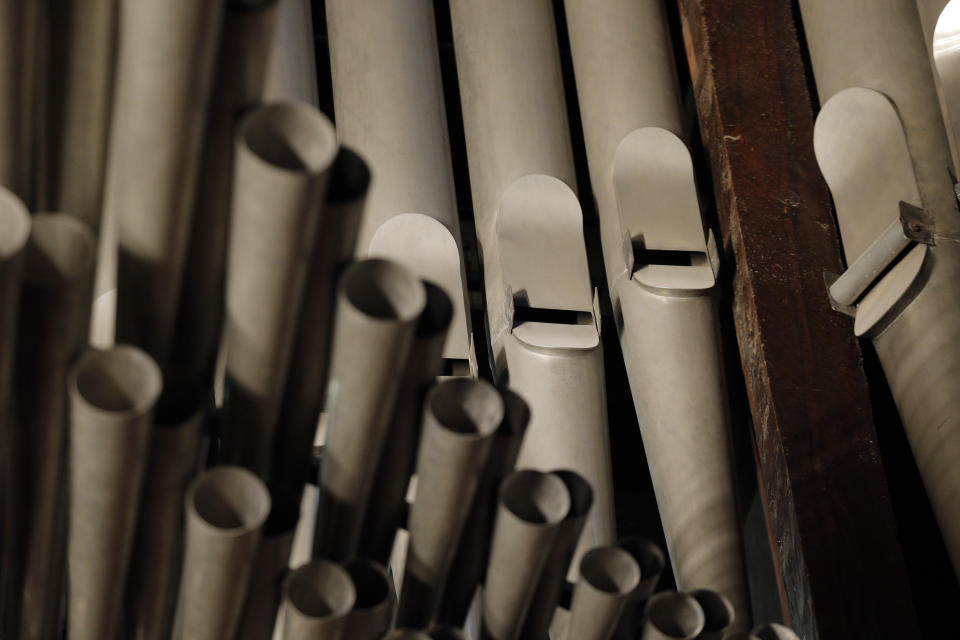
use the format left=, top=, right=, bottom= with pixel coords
left=3, top=214, right=94, bottom=640
left=172, top=466, right=271, bottom=640
left=124, top=374, right=205, bottom=640
left=359, top=282, right=453, bottom=565
left=437, top=389, right=530, bottom=626
left=314, top=258, right=426, bottom=560
left=172, top=0, right=281, bottom=379
left=263, top=0, right=319, bottom=104
left=236, top=484, right=301, bottom=640
left=280, top=560, right=356, bottom=640
left=750, top=624, right=801, bottom=640
left=272, top=147, right=371, bottom=491
left=66, top=345, right=163, bottom=639
left=428, top=627, right=469, bottom=640
left=481, top=470, right=571, bottom=640
left=342, top=559, right=394, bottom=640
left=219, top=102, right=338, bottom=474
left=690, top=590, right=735, bottom=640
left=396, top=378, right=504, bottom=628
left=641, top=592, right=706, bottom=640
left=563, top=545, right=641, bottom=640
left=108, top=0, right=223, bottom=364
left=520, top=470, right=595, bottom=640
left=612, top=537, right=666, bottom=640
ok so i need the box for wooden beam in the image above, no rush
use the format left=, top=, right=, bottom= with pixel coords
left=675, top=1, right=921, bottom=637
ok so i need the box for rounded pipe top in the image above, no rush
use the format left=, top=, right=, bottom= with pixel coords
left=239, top=101, right=337, bottom=175
left=427, top=378, right=504, bottom=439
left=690, top=589, right=735, bottom=636
left=579, top=545, right=641, bottom=595
left=24, top=214, right=96, bottom=286
left=344, top=559, right=391, bottom=611
left=69, top=345, right=163, bottom=419
left=0, top=188, right=30, bottom=260
left=285, top=560, right=356, bottom=621
left=644, top=591, right=706, bottom=639
left=499, top=469, right=571, bottom=527
left=342, top=258, right=427, bottom=322
left=187, top=466, right=271, bottom=536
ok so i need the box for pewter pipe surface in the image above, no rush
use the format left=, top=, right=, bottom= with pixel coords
left=612, top=537, right=666, bottom=640
left=172, top=465, right=271, bottom=640
left=263, top=0, right=318, bottom=105
left=66, top=345, right=162, bottom=640
left=314, top=258, right=425, bottom=560
left=3, top=214, right=94, bottom=640
left=360, top=282, right=453, bottom=564
left=237, top=485, right=301, bottom=640
left=437, top=389, right=530, bottom=626
left=396, top=378, right=504, bottom=628
left=481, top=469, right=571, bottom=640
left=272, top=147, right=370, bottom=491
left=690, top=590, right=735, bottom=640
left=108, top=0, right=223, bottom=364
left=641, top=592, right=706, bottom=640
left=563, top=545, right=641, bottom=640
left=172, top=0, right=280, bottom=379
left=124, top=374, right=205, bottom=640
left=281, top=559, right=355, bottom=640
left=751, top=624, right=801, bottom=640
left=520, top=470, right=594, bottom=640
left=220, top=102, right=338, bottom=474
left=342, top=559, right=394, bottom=640
left=44, top=0, right=116, bottom=230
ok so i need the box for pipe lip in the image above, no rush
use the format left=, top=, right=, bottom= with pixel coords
left=186, top=465, right=271, bottom=536
left=238, top=101, right=337, bottom=177
left=263, top=482, right=302, bottom=537
left=499, top=469, right=571, bottom=528
left=344, top=559, right=391, bottom=612
left=550, top=469, right=594, bottom=522
left=690, top=589, right=735, bottom=635
left=617, top=536, right=666, bottom=584
left=68, top=345, right=163, bottom=420
left=752, top=623, right=800, bottom=640
left=285, top=559, right=356, bottom=622
left=644, top=591, right=706, bottom=639
left=24, top=213, right=96, bottom=286
left=578, top=545, right=641, bottom=595
left=0, top=188, right=30, bottom=260
left=427, top=378, right=504, bottom=440
left=341, top=258, right=427, bottom=323
left=427, top=626, right=469, bottom=640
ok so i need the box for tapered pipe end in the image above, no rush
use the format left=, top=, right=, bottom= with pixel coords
left=579, top=546, right=641, bottom=596
left=0, top=187, right=30, bottom=260
left=690, top=589, right=735, bottom=638
left=751, top=623, right=801, bottom=640
left=187, top=466, right=271, bottom=534
left=643, top=591, right=705, bottom=640
left=284, top=559, right=356, bottom=629
left=239, top=101, right=337, bottom=176
left=342, top=258, right=427, bottom=323
left=25, top=214, right=96, bottom=285
left=70, top=345, right=163, bottom=419
left=500, top=469, right=572, bottom=527
left=427, top=377, right=504, bottom=439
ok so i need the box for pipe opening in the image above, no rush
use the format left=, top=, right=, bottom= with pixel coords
left=500, top=470, right=571, bottom=525
left=0, top=192, right=30, bottom=259
left=286, top=560, right=355, bottom=618
left=242, top=103, right=336, bottom=173
left=191, top=466, right=270, bottom=531
left=343, top=258, right=426, bottom=321
left=155, top=371, right=204, bottom=426
left=345, top=560, right=390, bottom=609
left=645, top=592, right=705, bottom=639
left=73, top=346, right=162, bottom=414
left=25, top=214, right=95, bottom=284
left=617, top=537, right=665, bottom=584
left=418, top=282, right=454, bottom=338
left=580, top=546, right=640, bottom=595
left=430, top=378, right=504, bottom=436
left=551, top=470, right=593, bottom=521
left=753, top=623, right=801, bottom=640
left=326, top=146, right=371, bottom=204
left=690, top=590, right=734, bottom=634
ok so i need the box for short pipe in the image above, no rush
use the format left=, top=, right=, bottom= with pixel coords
left=342, top=559, right=394, bottom=640
left=690, top=590, right=735, bottom=640
left=641, top=591, right=706, bottom=640
left=280, top=560, right=356, bottom=640
left=564, top=545, right=642, bottom=640
left=612, top=537, right=666, bottom=640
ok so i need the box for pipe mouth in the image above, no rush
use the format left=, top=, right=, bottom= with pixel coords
left=24, top=214, right=96, bottom=285
left=752, top=623, right=801, bottom=640
left=0, top=189, right=30, bottom=260
left=154, top=370, right=204, bottom=427
left=189, top=466, right=271, bottom=534
left=500, top=469, right=571, bottom=527
left=285, top=559, right=356, bottom=620
left=617, top=536, right=666, bottom=585
left=428, top=378, right=504, bottom=438
left=344, top=559, right=391, bottom=610
left=550, top=469, right=593, bottom=522
left=342, top=258, right=426, bottom=322
left=690, top=589, right=734, bottom=635
left=722, top=635, right=761, bottom=640
left=417, top=281, right=454, bottom=338
left=579, top=546, right=641, bottom=595
left=71, top=345, right=162, bottom=417
left=326, top=146, right=371, bottom=205
left=240, top=102, right=337, bottom=175
left=263, top=483, right=301, bottom=536
left=428, top=627, right=468, bottom=640
left=644, top=591, right=705, bottom=639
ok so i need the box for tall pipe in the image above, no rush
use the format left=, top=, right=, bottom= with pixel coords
left=3, top=214, right=94, bottom=640
left=172, top=466, right=271, bottom=640
left=219, top=102, right=338, bottom=474
left=612, top=537, right=666, bottom=640
left=360, top=282, right=454, bottom=564
left=520, top=470, right=594, bottom=640
left=396, top=378, right=504, bottom=628
left=108, top=0, right=223, bottom=364
left=66, top=345, right=162, bottom=639
left=124, top=374, right=205, bottom=640
left=690, top=590, right=735, bottom=640
left=263, top=0, right=319, bottom=104
left=281, top=560, right=356, bottom=640
left=481, top=470, right=571, bottom=640
left=641, top=592, right=706, bottom=640
left=172, top=0, right=281, bottom=379
left=343, top=559, right=394, bottom=640
left=563, top=545, right=641, bottom=640
left=314, top=258, right=426, bottom=560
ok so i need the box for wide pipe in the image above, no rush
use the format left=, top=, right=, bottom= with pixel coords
left=314, top=258, right=425, bottom=560
left=66, top=345, right=162, bottom=639
left=342, top=559, right=394, bottom=640
left=280, top=560, right=356, bottom=640
left=563, top=545, right=641, bottom=640
left=612, top=537, right=666, bottom=640
left=109, top=0, right=223, bottom=364
left=481, top=469, right=571, bottom=640
left=172, top=466, right=271, bottom=640
left=220, top=101, right=338, bottom=474
left=360, top=282, right=454, bottom=564
left=396, top=378, right=504, bottom=628
left=641, top=592, right=706, bottom=640
left=690, top=590, right=735, bottom=640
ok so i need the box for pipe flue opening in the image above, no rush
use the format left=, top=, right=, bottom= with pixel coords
left=579, top=546, right=641, bottom=594
left=645, top=591, right=705, bottom=639
left=345, top=560, right=390, bottom=610
left=73, top=346, right=162, bottom=414
left=500, top=470, right=571, bottom=525
left=242, top=102, right=337, bottom=173
left=25, top=214, right=95, bottom=284
left=430, top=378, right=504, bottom=436
left=343, top=258, right=426, bottom=321
left=191, top=466, right=270, bottom=531
left=690, top=589, right=734, bottom=634
left=286, top=560, right=356, bottom=618
left=0, top=190, right=29, bottom=258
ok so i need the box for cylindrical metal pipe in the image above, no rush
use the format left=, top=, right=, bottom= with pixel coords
left=172, top=466, right=271, bottom=640
left=281, top=560, right=356, bottom=640
left=612, top=537, right=666, bottom=640
left=108, top=0, right=223, bottom=364
left=66, top=345, right=163, bottom=639
left=481, top=470, right=571, bottom=640
left=396, top=378, right=504, bottom=628
left=690, top=590, right=735, bottom=640
left=342, top=559, right=394, bottom=640
left=263, top=0, right=319, bottom=104
left=314, top=258, right=426, bottom=560
left=219, top=101, right=338, bottom=474
left=641, top=592, right=706, bottom=640
left=563, top=545, right=641, bottom=640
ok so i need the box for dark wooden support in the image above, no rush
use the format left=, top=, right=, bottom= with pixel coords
left=675, top=1, right=921, bottom=637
